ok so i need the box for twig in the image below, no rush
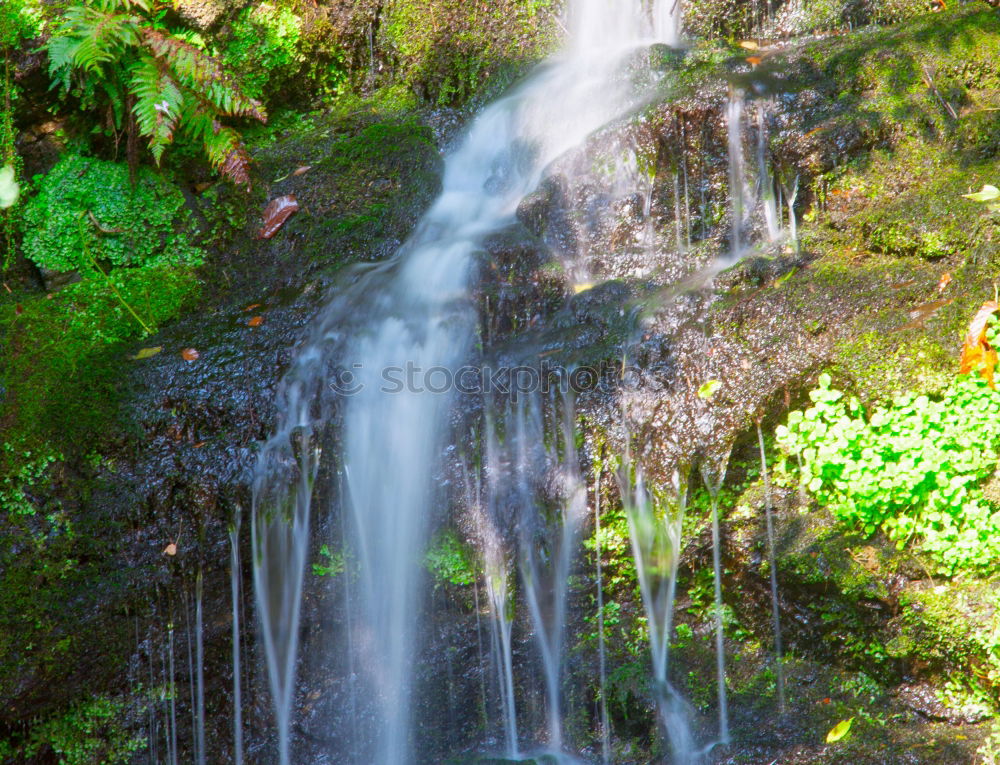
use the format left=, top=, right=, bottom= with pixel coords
left=922, top=65, right=958, bottom=120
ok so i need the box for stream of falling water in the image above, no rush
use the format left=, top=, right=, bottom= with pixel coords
left=252, top=0, right=684, bottom=762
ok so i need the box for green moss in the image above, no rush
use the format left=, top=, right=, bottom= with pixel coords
left=379, top=0, right=558, bottom=105
left=0, top=263, right=199, bottom=453
left=221, top=1, right=347, bottom=105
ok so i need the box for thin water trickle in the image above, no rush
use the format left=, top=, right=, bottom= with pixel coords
left=726, top=90, right=747, bottom=255
left=195, top=569, right=206, bottom=765
left=756, top=421, right=785, bottom=714
left=229, top=513, right=244, bottom=765
left=756, top=101, right=783, bottom=243
left=621, top=463, right=697, bottom=763
left=593, top=465, right=611, bottom=764
left=701, top=453, right=731, bottom=746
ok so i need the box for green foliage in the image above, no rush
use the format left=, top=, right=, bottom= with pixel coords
left=22, top=153, right=203, bottom=274
left=0, top=444, right=61, bottom=518
left=17, top=696, right=144, bottom=765
left=312, top=543, right=345, bottom=577
left=221, top=2, right=346, bottom=105
left=425, top=528, right=477, bottom=586
left=222, top=3, right=304, bottom=102
left=45, top=0, right=266, bottom=183
left=777, top=373, right=1000, bottom=574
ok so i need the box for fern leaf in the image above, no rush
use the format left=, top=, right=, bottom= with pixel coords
left=140, top=28, right=266, bottom=123
left=129, top=55, right=183, bottom=164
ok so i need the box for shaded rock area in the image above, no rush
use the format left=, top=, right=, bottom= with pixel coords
left=2, top=2, right=1000, bottom=764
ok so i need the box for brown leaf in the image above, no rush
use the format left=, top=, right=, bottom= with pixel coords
left=937, top=272, right=952, bottom=293
left=959, top=301, right=999, bottom=386
left=14, top=303, right=23, bottom=315
left=181, top=347, right=200, bottom=361
left=292, top=165, right=312, bottom=176
left=193, top=182, right=213, bottom=194
left=164, top=543, right=177, bottom=556
left=247, top=315, right=263, bottom=327
left=258, top=195, right=299, bottom=239
left=220, top=144, right=253, bottom=189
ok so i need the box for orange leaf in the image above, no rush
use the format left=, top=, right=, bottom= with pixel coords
left=164, top=543, right=177, bottom=556
left=745, top=56, right=762, bottom=66
left=244, top=303, right=262, bottom=312
left=247, top=315, right=264, bottom=327
left=181, top=347, right=200, bottom=362
left=937, top=272, right=952, bottom=293
left=959, top=301, right=999, bottom=386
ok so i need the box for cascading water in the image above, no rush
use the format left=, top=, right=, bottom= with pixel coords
left=252, top=0, right=685, bottom=761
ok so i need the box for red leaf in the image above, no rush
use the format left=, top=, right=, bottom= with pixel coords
left=14, top=303, right=23, bottom=315
left=258, top=195, right=299, bottom=239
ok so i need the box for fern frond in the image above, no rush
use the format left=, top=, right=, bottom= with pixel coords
left=140, top=28, right=266, bottom=123
left=129, top=55, right=183, bottom=164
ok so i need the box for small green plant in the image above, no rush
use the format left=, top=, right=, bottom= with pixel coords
left=777, top=373, right=1000, bottom=574
left=21, top=696, right=144, bottom=765
left=45, top=0, right=266, bottom=183
left=22, top=153, right=203, bottom=274
left=0, top=444, right=62, bottom=517
left=424, top=528, right=477, bottom=586
left=312, top=544, right=345, bottom=577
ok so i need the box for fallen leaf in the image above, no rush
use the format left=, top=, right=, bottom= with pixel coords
left=192, top=182, right=213, bottom=194
left=962, top=184, right=1000, bottom=203
left=132, top=346, right=163, bottom=360
left=937, top=272, right=952, bottom=293
left=698, top=379, right=722, bottom=400
left=258, top=195, right=299, bottom=239
left=820, top=697, right=831, bottom=705
left=738, top=40, right=759, bottom=50
left=893, top=297, right=954, bottom=331
left=247, top=315, right=264, bottom=327
left=14, top=303, right=23, bottom=316
left=573, top=283, right=594, bottom=294
left=244, top=303, right=262, bottom=312
left=292, top=165, right=312, bottom=176
left=890, top=279, right=917, bottom=290
left=164, top=543, right=177, bottom=556
left=193, top=441, right=206, bottom=448
left=959, top=301, right=999, bottom=386
left=745, top=55, right=762, bottom=66
left=181, top=347, right=200, bottom=362
left=826, top=717, right=854, bottom=744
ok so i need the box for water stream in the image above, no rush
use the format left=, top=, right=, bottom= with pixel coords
left=252, top=0, right=685, bottom=760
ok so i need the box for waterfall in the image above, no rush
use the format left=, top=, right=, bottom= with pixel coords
left=251, top=0, right=685, bottom=761
left=756, top=100, right=783, bottom=243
